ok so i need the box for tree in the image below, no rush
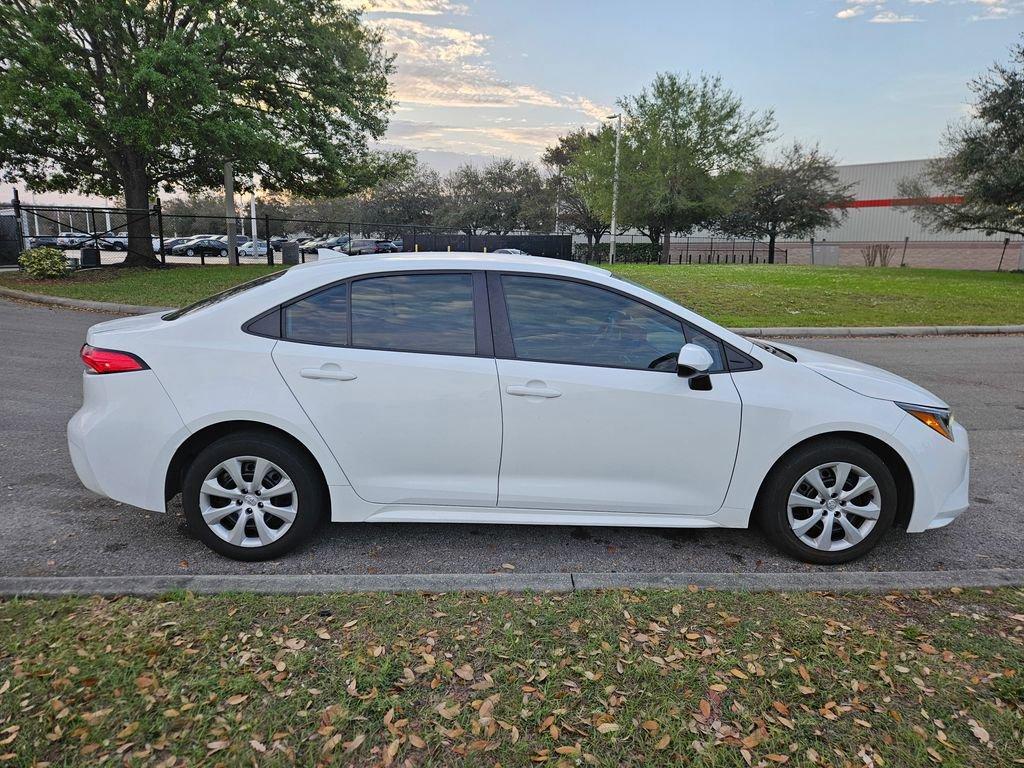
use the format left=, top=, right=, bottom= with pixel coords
left=575, top=73, right=774, bottom=262
left=544, top=128, right=610, bottom=259
left=897, top=36, right=1024, bottom=238
left=360, top=158, right=442, bottom=238
left=438, top=159, right=552, bottom=235
left=0, top=0, right=397, bottom=265
left=717, top=142, right=855, bottom=264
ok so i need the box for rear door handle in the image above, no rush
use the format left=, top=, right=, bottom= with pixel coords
left=506, top=384, right=561, bottom=398
left=300, top=367, right=357, bottom=381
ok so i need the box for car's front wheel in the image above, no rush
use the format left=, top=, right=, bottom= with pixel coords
left=758, top=438, right=897, bottom=565
left=182, top=431, right=325, bottom=561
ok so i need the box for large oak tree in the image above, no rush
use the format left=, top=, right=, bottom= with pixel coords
left=0, top=0, right=397, bottom=264
left=897, top=36, right=1024, bottom=238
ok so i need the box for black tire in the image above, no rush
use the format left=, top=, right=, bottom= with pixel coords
left=182, top=430, right=325, bottom=561
left=219, top=249, right=227, bottom=257
left=757, top=438, right=897, bottom=565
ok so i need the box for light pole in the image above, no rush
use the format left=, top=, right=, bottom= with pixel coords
left=607, top=113, right=622, bottom=264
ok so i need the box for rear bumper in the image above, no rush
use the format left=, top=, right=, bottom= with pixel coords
left=900, top=418, right=970, bottom=533
left=67, top=370, right=188, bottom=512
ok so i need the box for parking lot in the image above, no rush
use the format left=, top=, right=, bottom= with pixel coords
left=1, top=297, right=1022, bottom=579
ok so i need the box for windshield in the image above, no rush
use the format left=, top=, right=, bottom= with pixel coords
left=162, top=270, right=286, bottom=320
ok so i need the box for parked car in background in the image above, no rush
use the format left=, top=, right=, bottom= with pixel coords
left=494, top=248, right=530, bottom=256
left=68, top=252, right=969, bottom=564
left=238, top=239, right=270, bottom=258
left=170, top=238, right=229, bottom=258
left=56, top=231, right=90, bottom=248
left=28, top=235, right=62, bottom=249
left=346, top=238, right=392, bottom=255
left=156, top=237, right=192, bottom=254
left=302, top=235, right=349, bottom=254
left=215, top=234, right=250, bottom=246
left=374, top=240, right=402, bottom=253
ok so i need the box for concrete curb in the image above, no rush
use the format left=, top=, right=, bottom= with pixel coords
left=0, top=286, right=169, bottom=315
left=2, top=569, right=1022, bottom=597
left=735, top=325, right=1024, bottom=338
left=2, top=286, right=1022, bottom=337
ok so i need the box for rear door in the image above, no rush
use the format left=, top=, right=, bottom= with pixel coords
left=272, top=271, right=502, bottom=506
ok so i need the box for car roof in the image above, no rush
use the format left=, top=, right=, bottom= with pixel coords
left=289, top=251, right=610, bottom=278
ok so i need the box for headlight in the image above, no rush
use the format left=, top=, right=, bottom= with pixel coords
left=896, top=402, right=954, bottom=441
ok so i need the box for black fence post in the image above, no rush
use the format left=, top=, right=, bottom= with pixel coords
left=265, top=214, right=272, bottom=265
left=155, top=198, right=166, bottom=265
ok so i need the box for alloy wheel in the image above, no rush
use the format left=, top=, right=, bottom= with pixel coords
left=199, top=456, right=298, bottom=548
left=786, top=462, right=881, bottom=552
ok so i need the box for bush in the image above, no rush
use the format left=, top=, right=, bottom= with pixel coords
left=19, top=246, right=70, bottom=278
left=573, top=241, right=661, bottom=263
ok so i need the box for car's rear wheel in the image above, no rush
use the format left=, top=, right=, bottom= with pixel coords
left=182, top=431, right=325, bottom=561
left=186, top=248, right=194, bottom=256
left=758, top=438, right=897, bottom=564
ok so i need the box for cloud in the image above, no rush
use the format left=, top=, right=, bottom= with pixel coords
left=386, top=119, right=578, bottom=157
left=835, top=6, right=865, bottom=18
left=339, top=0, right=468, bottom=15
left=968, top=0, right=1020, bottom=20
left=868, top=10, right=923, bottom=22
left=374, top=15, right=611, bottom=116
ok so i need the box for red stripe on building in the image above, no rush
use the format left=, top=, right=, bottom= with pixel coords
left=828, top=195, right=964, bottom=209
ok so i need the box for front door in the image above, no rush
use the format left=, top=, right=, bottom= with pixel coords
left=493, top=274, right=741, bottom=515
left=272, top=272, right=502, bottom=506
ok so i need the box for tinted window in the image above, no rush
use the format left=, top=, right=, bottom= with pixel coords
left=351, top=274, right=476, bottom=355
left=501, top=275, right=685, bottom=371
left=284, top=283, right=348, bottom=345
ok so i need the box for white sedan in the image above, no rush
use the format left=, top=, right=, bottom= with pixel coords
left=68, top=253, right=969, bottom=564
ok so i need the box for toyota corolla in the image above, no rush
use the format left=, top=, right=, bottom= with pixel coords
left=68, top=253, right=969, bottom=564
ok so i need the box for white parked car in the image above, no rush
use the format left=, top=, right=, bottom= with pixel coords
left=68, top=253, right=969, bottom=563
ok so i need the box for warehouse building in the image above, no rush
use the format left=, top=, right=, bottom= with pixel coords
left=783, top=159, right=1020, bottom=269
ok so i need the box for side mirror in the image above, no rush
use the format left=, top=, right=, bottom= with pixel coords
left=677, top=343, right=715, bottom=378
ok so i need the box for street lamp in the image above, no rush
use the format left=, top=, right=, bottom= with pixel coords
left=606, top=113, right=622, bottom=264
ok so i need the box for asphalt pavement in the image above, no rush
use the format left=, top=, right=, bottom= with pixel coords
left=2, top=298, right=1022, bottom=579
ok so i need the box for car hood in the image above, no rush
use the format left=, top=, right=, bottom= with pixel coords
left=769, top=341, right=948, bottom=409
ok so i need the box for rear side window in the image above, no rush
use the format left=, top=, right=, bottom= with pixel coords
left=284, top=283, right=348, bottom=345
left=351, top=274, right=476, bottom=355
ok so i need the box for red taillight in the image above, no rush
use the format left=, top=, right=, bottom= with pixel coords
left=80, top=344, right=148, bottom=374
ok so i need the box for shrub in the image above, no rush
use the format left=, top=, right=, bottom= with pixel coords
left=573, top=242, right=661, bottom=263
left=19, top=246, right=70, bottom=278
left=860, top=243, right=897, bottom=267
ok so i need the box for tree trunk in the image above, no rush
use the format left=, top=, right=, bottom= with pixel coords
left=120, top=168, right=159, bottom=267
left=661, top=231, right=672, bottom=264
left=767, top=231, right=776, bottom=265
left=585, top=232, right=595, bottom=262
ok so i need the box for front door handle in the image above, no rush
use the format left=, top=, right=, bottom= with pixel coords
left=506, top=384, right=561, bottom=398
left=300, top=367, right=357, bottom=381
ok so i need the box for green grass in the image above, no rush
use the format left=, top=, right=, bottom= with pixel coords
left=1, top=588, right=1022, bottom=767
left=2, top=263, right=1023, bottom=327
left=0, top=265, right=284, bottom=308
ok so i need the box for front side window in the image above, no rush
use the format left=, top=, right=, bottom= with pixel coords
left=501, top=275, right=686, bottom=371
left=351, top=273, right=476, bottom=355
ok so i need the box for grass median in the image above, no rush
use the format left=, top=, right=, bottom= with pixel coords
left=2, top=263, right=1023, bottom=327
left=1, top=588, right=1022, bottom=766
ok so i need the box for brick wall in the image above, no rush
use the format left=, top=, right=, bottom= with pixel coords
left=780, top=240, right=1021, bottom=271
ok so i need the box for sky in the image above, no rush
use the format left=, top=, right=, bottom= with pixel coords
left=359, top=0, right=1023, bottom=169
left=9, top=0, right=1022, bottom=205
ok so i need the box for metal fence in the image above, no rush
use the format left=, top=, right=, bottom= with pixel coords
left=3, top=202, right=778, bottom=268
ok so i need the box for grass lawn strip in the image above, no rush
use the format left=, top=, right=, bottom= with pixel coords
left=2, top=264, right=1023, bottom=328
left=1, top=588, right=1021, bottom=766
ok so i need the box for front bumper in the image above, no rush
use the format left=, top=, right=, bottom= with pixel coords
left=898, top=417, right=970, bottom=533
